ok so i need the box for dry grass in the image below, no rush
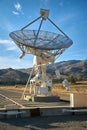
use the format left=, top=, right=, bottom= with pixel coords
left=53, top=81, right=87, bottom=95
left=0, top=81, right=87, bottom=95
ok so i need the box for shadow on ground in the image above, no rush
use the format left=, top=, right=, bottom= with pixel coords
left=0, top=115, right=87, bottom=130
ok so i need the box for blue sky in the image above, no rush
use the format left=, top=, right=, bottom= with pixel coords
left=0, top=0, right=87, bottom=69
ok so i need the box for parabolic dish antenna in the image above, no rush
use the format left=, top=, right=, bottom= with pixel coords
left=9, top=9, right=73, bottom=99
left=9, top=9, right=73, bottom=60
left=10, top=30, right=72, bottom=50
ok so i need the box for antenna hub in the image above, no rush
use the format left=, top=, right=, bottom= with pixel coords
left=40, top=9, right=49, bottom=19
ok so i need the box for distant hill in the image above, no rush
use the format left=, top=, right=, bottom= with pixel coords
left=47, top=60, right=87, bottom=79
left=0, top=60, right=87, bottom=85
left=0, top=68, right=29, bottom=85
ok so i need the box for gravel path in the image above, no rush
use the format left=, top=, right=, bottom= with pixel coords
left=0, top=115, right=87, bottom=130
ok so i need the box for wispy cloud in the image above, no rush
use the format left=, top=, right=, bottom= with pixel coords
left=0, top=38, right=33, bottom=69
left=55, top=13, right=77, bottom=29
left=0, top=17, right=16, bottom=34
left=12, top=2, right=24, bottom=15
left=0, top=56, right=33, bottom=69
left=0, top=56, right=20, bottom=69
left=14, top=2, right=22, bottom=11
left=58, top=14, right=74, bottom=24
left=0, top=39, right=10, bottom=44
left=3, top=20, right=15, bottom=32
left=0, top=38, right=18, bottom=51
left=12, top=11, right=19, bottom=15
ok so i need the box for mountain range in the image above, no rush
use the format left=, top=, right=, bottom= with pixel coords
left=0, top=60, right=87, bottom=85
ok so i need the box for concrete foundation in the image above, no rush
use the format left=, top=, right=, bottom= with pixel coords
left=24, top=95, right=60, bottom=102
left=0, top=106, right=69, bottom=119
left=0, top=93, right=87, bottom=119
left=70, top=93, right=87, bottom=107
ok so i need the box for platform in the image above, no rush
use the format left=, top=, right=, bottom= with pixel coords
left=0, top=88, right=87, bottom=119
left=24, top=95, right=60, bottom=102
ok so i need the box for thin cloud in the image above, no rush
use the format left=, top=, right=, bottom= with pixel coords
left=0, top=56, right=19, bottom=69
left=4, top=20, right=15, bottom=32
left=12, top=11, right=19, bottom=15
left=7, top=45, right=18, bottom=51
left=14, top=2, right=22, bottom=11
left=56, top=13, right=77, bottom=28
left=0, top=38, right=18, bottom=51
left=12, top=2, right=24, bottom=15
left=0, top=56, right=33, bottom=69
left=0, top=39, right=10, bottom=44
left=58, top=14, right=73, bottom=24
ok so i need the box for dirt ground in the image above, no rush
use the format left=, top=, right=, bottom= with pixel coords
left=0, top=114, right=87, bottom=130
left=0, top=81, right=87, bottom=130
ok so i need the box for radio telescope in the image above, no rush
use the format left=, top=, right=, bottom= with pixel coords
left=9, top=9, right=73, bottom=99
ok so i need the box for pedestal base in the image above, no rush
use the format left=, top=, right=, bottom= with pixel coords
left=24, top=95, right=59, bottom=102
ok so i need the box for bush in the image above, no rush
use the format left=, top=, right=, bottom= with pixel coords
left=68, top=75, right=77, bottom=84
